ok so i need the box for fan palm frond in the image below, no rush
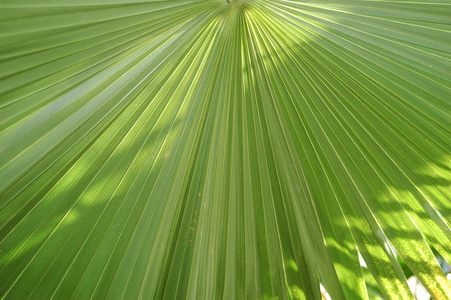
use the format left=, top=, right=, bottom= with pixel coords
left=0, top=0, right=450, bottom=299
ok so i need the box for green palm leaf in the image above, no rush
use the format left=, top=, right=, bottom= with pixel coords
left=0, top=0, right=450, bottom=299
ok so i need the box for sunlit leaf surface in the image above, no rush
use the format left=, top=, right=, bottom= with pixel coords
left=0, top=0, right=450, bottom=299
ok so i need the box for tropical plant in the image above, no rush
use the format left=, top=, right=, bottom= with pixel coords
left=0, top=0, right=450, bottom=299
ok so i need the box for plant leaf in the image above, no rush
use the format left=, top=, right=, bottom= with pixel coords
left=1, top=0, right=450, bottom=299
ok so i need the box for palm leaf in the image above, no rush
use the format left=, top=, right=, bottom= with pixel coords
left=0, top=0, right=450, bottom=299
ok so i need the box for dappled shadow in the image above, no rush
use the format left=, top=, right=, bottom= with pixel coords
left=224, top=1, right=451, bottom=299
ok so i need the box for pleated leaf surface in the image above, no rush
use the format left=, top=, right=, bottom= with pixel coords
left=0, top=0, right=450, bottom=299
